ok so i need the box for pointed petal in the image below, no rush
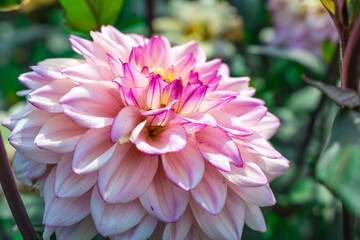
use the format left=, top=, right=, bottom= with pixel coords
left=28, top=79, right=76, bottom=113
left=190, top=189, right=245, bottom=240
left=91, top=187, right=146, bottom=236
left=30, top=65, right=64, bottom=79
left=60, top=81, right=123, bottom=128
left=236, top=134, right=282, bottom=159
left=244, top=201, right=266, bottom=232
left=98, top=143, right=158, bottom=203
left=55, top=153, right=97, bottom=198
left=146, top=76, right=163, bottom=110
left=251, top=112, right=280, bottom=139
left=19, top=72, right=52, bottom=90
left=13, top=152, right=32, bottom=186
left=178, top=84, right=208, bottom=115
left=110, top=215, right=157, bottom=240
left=110, top=106, right=145, bottom=143
left=229, top=183, right=276, bottom=207
left=72, top=126, right=116, bottom=174
left=55, top=215, right=97, bottom=240
left=62, top=63, right=113, bottom=83
left=28, top=160, right=47, bottom=179
left=69, top=35, right=107, bottom=64
left=172, top=41, right=206, bottom=64
left=237, top=106, right=268, bottom=126
left=162, top=138, right=205, bottom=190
left=222, top=162, right=268, bottom=188
left=163, top=209, right=193, bottom=240
left=140, top=168, right=189, bottom=222
left=191, top=164, right=227, bottom=214
left=130, top=122, right=187, bottom=155
left=35, top=114, right=87, bottom=153
left=210, top=110, right=253, bottom=136
left=217, top=77, right=250, bottom=92
left=195, top=126, right=242, bottom=171
left=43, top=169, right=91, bottom=227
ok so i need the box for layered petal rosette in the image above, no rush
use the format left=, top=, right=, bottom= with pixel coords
left=3, top=26, right=289, bottom=240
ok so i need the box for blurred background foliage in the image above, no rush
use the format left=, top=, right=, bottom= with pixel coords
left=0, top=0, right=359, bottom=239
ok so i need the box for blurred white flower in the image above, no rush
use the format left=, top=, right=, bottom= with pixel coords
left=153, top=0, right=243, bottom=59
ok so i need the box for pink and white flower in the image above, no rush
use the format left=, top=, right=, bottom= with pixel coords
left=3, top=26, right=289, bottom=240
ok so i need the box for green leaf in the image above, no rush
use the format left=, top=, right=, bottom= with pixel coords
left=247, top=46, right=325, bottom=75
left=302, top=76, right=360, bottom=109
left=60, top=0, right=124, bottom=32
left=321, top=0, right=335, bottom=14
left=316, top=109, right=360, bottom=217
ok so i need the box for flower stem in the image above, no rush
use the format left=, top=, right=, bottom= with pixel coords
left=147, top=0, right=155, bottom=36
left=0, top=130, right=38, bottom=240
left=342, top=204, right=355, bottom=240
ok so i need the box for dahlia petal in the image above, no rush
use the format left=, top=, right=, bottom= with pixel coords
left=30, top=65, right=64, bottom=79
left=55, top=215, right=97, bottom=240
left=9, top=114, right=60, bottom=164
left=173, top=53, right=196, bottom=80
left=229, top=183, right=276, bottom=207
left=162, top=138, right=205, bottom=190
left=60, top=81, right=123, bottom=128
left=172, top=41, right=206, bottom=64
left=1, top=117, right=18, bottom=131
left=146, top=76, right=165, bottom=110
left=198, top=91, right=238, bottom=112
left=148, top=36, right=172, bottom=69
left=19, top=72, right=51, bottom=90
left=69, top=35, right=108, bottom=64
left=110, top=106, right=144, bottom=143
left=244, top=201, right=266, bottom=232
left=238, top=133, right=282, bottom=159
left=251, top=112, right=280, bottom=139
left=161, top=79, right=183, bottom=106
left=37, top=58, right=84, bottom=68
left=13, top=152, right=32, bottom=186
left=140, top=169, right=189, bottom=222
left=221, top=96, right=265, bottom=116
left=108, top=53, right=124, bottom=76
left=179, top=84, right=208, bottom=115
left=122, top=63, right=149, bottom=88
left=191, top=164, right=227, bottom=214
left=91, top=187, right=146, bottom=236
left=28, top=160, right=47, bottom=179
left=237, top=106, right=268, bottom=125
left=210, top=110, right=253, bottom=136
left=217, top=77, right=250, bottom=92
left=62, top=63, right=114, bottom=83
left=130, top=122, right=187, bottom=155
left=172, top=112, right=217, bottom=128
left=222, top=162, right=268, bottom=188
left=10, top=103, right=36, bottom=120
left=195, top=126, right=242, bottom=171
left=43, top=169, right=91, bottom=227
left=55, top=153, right=97, bottom=198
left=98, top=144, right=158, bottom=203
left=43, top=226, right=55, bottom=240
left=91, top=31, right=128, bottom=61
left=110, top=215, right=157, bottom=240
left=194, top=59, right=222, bottom=75
left=190, top=190, right=245, bottom=240
left=28, top=79, right=76, bottom=113
left=72, top=126, right=116, bottom=174
left=163, top=209, right=193, bottom=240
left=35, top=114, right=87, bottom=153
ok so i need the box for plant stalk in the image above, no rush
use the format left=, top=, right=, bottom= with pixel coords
left=342, top=204, right=355, bottom=240
left=0, top=130, right=38, bottom=240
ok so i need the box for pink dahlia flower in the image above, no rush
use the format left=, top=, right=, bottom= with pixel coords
left=3, top=26, right=289, bottom=240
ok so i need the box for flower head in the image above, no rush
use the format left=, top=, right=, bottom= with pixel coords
left=3, top=26, right=289, bottom=240
left=267, top=0, right=338, bottom=56
left=153, top=0, right=243, bottom=59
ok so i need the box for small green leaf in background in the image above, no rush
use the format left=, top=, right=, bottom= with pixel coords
left=0, top=0, right=29, bottom=11
left=320, top=0, right=335, bottom=15
left=247, top=46, right=325, bottom=75
left=60, top=0, right=124, bottom=32
left=316, top=109, right=360, bottom=217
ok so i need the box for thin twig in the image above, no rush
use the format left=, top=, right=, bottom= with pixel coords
left=0, top=130, right=38, bottom=240
left=147, top=0, right=155, bottom=36
left=342, top=204, right=355, bottom=240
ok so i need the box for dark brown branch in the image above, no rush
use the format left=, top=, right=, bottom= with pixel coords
left=342, top=204, right=355, bottom=240
left=342, top=17, right=360, bottom=91
left=0, top=130, right=38, bottom=240
left=147, top=0, right=155, bottom=36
